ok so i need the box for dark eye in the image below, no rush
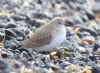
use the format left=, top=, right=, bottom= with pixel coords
left=58, top=21, right=62, bottom=24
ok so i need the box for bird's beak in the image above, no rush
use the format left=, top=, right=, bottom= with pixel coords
left=64, top=19, right=81, bottom=33
left=64, top=19, right=75, bottom=27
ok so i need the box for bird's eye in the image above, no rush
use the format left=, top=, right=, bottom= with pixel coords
left=58, top=21, right=62, bottom=24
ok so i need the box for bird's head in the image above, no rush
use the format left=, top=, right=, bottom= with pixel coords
left=49, top=17, right=65, bottom=26
left=49, top=17, right=75, bottom=27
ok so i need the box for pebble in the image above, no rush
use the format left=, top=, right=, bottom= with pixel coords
left=1, top=49, right=14, bottom=59
left=81, top=36, right=95, bottom=44
left=92, top=67, right=100, bottom=73
left=86, top=10, right=95, bottom=20
left=0, top=60, right=8, bottom=70
left=6, top=22, right=17, bottom=28
left=11, top=15, right=26, bottom=21
left=5, top=29, right=16, bottom=37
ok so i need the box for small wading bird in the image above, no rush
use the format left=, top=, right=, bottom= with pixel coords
left=18, top=17, right=74, bottom=52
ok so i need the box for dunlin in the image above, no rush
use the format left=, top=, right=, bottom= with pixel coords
left=18, top=17, right=72, bottom=52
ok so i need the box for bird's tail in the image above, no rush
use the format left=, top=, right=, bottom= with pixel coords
left=17, top=38, right=30, bottom=50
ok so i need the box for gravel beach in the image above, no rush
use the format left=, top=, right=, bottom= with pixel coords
left=0, top=0, right=100, bottom=73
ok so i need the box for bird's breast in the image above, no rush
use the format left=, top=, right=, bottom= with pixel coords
left=53, top=25, right=66, bottom=37
left=51, top=25, right=66, bottom=46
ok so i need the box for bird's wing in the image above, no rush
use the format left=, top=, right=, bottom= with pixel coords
left=30, top=31, right=52, bottom=47
left=18, top=31, right=52, bottom=49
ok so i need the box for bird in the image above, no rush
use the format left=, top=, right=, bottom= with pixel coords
left=17, top=17, right=72, bottom=52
